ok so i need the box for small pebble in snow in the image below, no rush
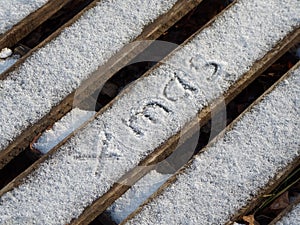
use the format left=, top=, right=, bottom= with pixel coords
left=0, top=48, right=13, bottom=59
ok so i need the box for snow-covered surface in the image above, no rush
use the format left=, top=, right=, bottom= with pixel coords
left=0, top=48, right=13, bottom=59
left=0, top=0, right=178, bottom=153
left=0, top=0, right=299, bottom=224
left=276, top=202, right=300, bottom=225
left=107, top=170, right=171, bottom=223
left=0, top=0, right=49, bottom=35
left=33, top=108, right=95, bottom=154
left=0, top=55, right=18, bottom=74
left=125, top=68, right=300, bottom=224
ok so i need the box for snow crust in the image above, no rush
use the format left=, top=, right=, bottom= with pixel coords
left=33, top=108, right=95, bottom=154
left=125, top=69, right=300, bottom=224
left=276, top=203, right=300, bottom=225
left=0, top=0, right=49, bottom=35
left=0, top=0, right=299, bottom=224
left=107, top=170, right=171, bottom=223
left=0, top=0, right=178, bottom=152
left=0, top=55, right=18, bottom=74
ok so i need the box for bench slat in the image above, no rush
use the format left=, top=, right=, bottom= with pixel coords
left=123, top=63, right=300, bottom=225
left=0, top=0, right=72, bottom=49
left=0, top=0, right=298, bottom=224
left=272, top=197, right=300, bottom=225
left=0, top=0, right=202, bottom=168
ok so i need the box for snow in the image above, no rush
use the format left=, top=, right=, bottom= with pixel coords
left=0, top=48, right=13, bottom=59
left=33, top=108, right=96, bottom=154
left=276, top=202, right=300, bottom=225
left=0, top=55, right=18, bottom=74
left=0, top=0, right=299, bottom=224
left=0, top=0, right=49, bottom=35
left=0, top=0, right=178, bottom=153
left=107, top=170, right=171, bottom=224
left=124, top=68, right=300, bottom=224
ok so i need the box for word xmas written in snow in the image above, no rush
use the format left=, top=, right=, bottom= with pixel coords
left=75, top=59, right=229, bottom=174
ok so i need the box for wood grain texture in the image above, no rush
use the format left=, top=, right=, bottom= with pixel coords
left=75, top=28, right=300, bottom=225
left=0, top=1, right=298, bottom=224
left=0, top=0, right=98, bottom=80
left=0, top=0, right=204, bottom=168
left=121, top=61, right=300, bottom=225
left=268, top=196, right=300, bottom=225
left=0, top=0, right=72, bottom=50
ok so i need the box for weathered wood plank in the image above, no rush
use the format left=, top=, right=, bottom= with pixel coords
left=0, top=0, right=204, bottom=169
left=0, top=0, right=72, bottom=50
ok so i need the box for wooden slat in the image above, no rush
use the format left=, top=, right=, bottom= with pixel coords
left=0, top=0, right=72, bottom=50
left=72, top=28, right=300, bottom=224
left=121, top=61, right=300, bottom=225
left=227, top=158, right=300, bottom=224
left=268, top=196, right=300, bottom=225
left=0, top=0, right=204, bottom=169
left=0, top=0, right=298, bottom=216
left=0, top=0, right=98, bottom=80
left=0, top=2, right=298, bottom=224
